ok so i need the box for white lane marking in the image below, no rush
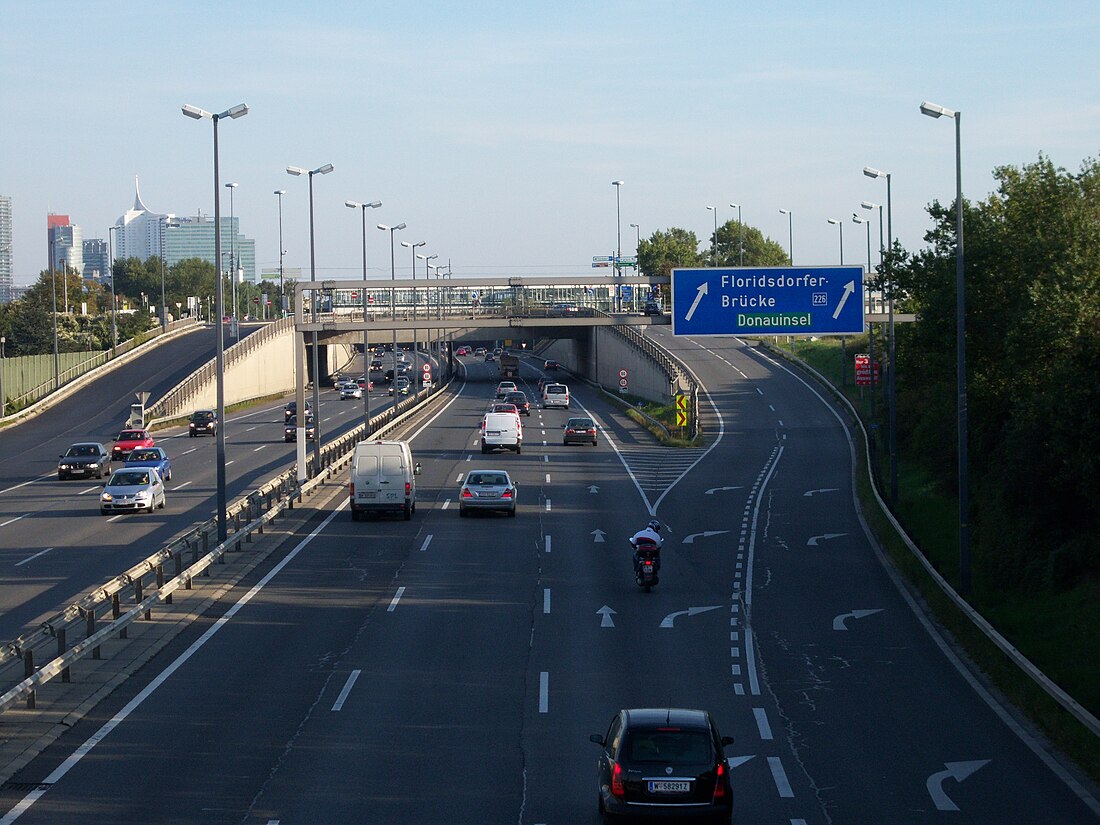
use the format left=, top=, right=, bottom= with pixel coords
left=107, top=514, right=125, bottom=523
left=791, top=820, right=809, bottom=825
left=756, top=387, right=764, bottom=396
left=246, top=426, right=257, bottom=432
left=419, top=535, right=433, bottom=553
left=540, top=430, right=545, bottom=436
left=456, top=473, right=463, bottom=482
left=15, top=547, right=54, bottom=567
left=545, top=499, right=551, bottom=512
left=543, top=455, right=548, bottom=463
left=0, top=505, right=345, bottom=824
left=541, top=440, right=546, bottom=446
left=778, top=419, right=784, bottom=427
left=441, top=499, right=451, bottom=510
left=173, top=481, right=193, bottom=490
left=1, top=514, right=28, bottom=527
left=330, top=669, right=362, bottom=712
left=545, top=474, right=550, bottom=483
left=769, top=405, right=775, bottom=412
left=225, top=460, right=235, bottom=466
left=0, top=472, right=55, bottom=496
left=78, top=486, right=99, bottom=496
left=543, top=588, right=551, bottom=614
left=753, top=708, right=773, bottom=740
left=539, top=671, right=549, bottom=713
left=768, top=756, right=794, bottom=798
left=465, top=455, right=471, bottom=462
left=253, top=445, right=267, bottom=453
left=181, top=448, right=197, bottom=456
left=545, top=535, right=551, bottom=554
left=388, top=586, right=406, bottom=612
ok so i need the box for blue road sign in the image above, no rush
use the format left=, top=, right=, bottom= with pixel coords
left=621, top=285, right=634, bottom=301
left=671, top=266, right=864, bottom=336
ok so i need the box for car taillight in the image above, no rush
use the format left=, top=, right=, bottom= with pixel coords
left=587, top=428, right=596, bottom=434
left=712, top=762, right=727, bottom=800
left=611, top=761, right=625, bottom=798
left=461, top=488, right=473, bottom=498
left=501, top=489, right=512, bottom=498
left=405, top=482, right=411, bottom=496
left=349, top=483, right=355, bottom=496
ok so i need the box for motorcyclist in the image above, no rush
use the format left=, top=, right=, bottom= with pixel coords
left=629, top=519, right=663, bottom=576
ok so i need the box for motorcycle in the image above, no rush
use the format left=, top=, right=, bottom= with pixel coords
left=632, top=538, right=661, bottom=592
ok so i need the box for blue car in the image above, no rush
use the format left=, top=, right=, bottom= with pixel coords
left=124, top=447, right=172, bottom=482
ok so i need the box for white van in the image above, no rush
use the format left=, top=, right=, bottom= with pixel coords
left=482, top=412, right=522, bottom=454
left=542, top=383, right=570, bottom=409
left=349, top=440, right=422, bottom=520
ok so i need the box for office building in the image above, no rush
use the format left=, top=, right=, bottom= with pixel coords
left=47, top=214, right=83, bottom=276
left=83, top=238, right=110, bottom=281
left=114, top=177, right=167, bottom=263
left=0, top=195, right=12, bottom=303
left=165, top=214, right=256, bottom=282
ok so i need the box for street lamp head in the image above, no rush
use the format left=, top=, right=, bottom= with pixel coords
left=920, top=100, right=956, bottom=119
left=286, top=166, right=307, bottom=176
left=861, top=200, right=878, bottom=210
left=345, top=200, right=362, bottom=209
left=401, top=240, right=413, bottom=248
left=706, top=205, right=716, bottom=211
left=394, top=222, right=407, bottom=231
left=779, top=208, right=791, bottom=215
left=730, top=203, right=740, bottom=209
left=274, top=189, right=286, bottom=196
left=181, top=104, right=210, bottom=120
left=314, top=163, right=335, bottom=175
left=612, top=180, right=623, bottom=186
left=225, top=182, right=239, bottom=189
left=863, top=166, right=888, bottom=179
left=629, top=223, right=638, bottom=228
left=852, top=214, right=867, bottom=224
left=225, top=103, right=249, bottom=119
left=827, top=218, right=841, bottom=226
left=367, top=200, right=382, bottom=208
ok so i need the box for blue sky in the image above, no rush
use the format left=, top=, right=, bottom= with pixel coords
left=3, top=1, right=1099, bottom=285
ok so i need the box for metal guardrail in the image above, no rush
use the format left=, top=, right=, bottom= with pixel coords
left=7, top=318, right=198, bottom=411
left=0, top=372, right=453, bottom=714
left=146, top=317, right=295, bottom=422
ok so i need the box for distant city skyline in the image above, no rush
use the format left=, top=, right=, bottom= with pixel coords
left=3, top=3, right=1099, bottom=288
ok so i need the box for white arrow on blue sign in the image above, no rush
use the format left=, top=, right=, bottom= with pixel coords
left=671, top=266, right=864, bottom=336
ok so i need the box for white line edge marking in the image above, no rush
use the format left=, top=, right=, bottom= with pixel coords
left=330, top=669, right=362, bottom=711
left=0, top=505, right=346, bottom=825
left=767, top=756, right=794, bottom=798
left=539, top=671, right=549, bottom=713
left=253, top=445, right=267, bottom=452
left=15, top=547, right=53, bottom=567
left=0, top=514, right=27, bottom=528
left=388, top=586, right=406, bottom=612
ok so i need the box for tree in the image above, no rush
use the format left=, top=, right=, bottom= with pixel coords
left=712, top=220, right=790, bottom=267
left=638, top=228, right=703, bottom=278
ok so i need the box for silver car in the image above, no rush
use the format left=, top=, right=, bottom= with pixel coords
left=458, top=470, right=518, bottom=517
left=100, top=467, right=166, bottom=515
left=340, top=383, right=363, bottom=399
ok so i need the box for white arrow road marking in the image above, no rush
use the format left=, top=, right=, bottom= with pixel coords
left=926, top=760, right=991, bottom=811
left=832, top=280, right=855, bottom=319
left=833, top=609, right=884, bottom=630
left=803, top=488, right=839, bottom=497
left=597, top=606, right=617, bottom=628
left=660, top=605, right=722, bottom=628
left=807, top=532, right=846, bottom=546
left=727, top=755, right=755, bottom=769
left=684, top=281, right=709, bottom=322
left=591, top=529, right=606, bottom=543
left=705, top=486, right=742, bottom=495
left=588, top=485, right=599, bottom=493
left=683, top=530, right=730, bottom=544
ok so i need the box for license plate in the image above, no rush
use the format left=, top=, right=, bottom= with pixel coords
left=487, top=430, right=500, bottom=436
left=477, top=492, right=497, bottom=498
left=359, top=492, right=377, bottom=500
left=648, top=780, right=690, bottom=793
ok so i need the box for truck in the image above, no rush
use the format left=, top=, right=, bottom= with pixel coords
left=499, top=352, right=520, bottom=380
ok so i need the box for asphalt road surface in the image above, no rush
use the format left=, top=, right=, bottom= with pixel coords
left=1, top=341, right=1096, bottom=824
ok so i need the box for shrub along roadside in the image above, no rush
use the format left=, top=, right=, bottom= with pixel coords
left=761, top=336, right=1100, bottom=782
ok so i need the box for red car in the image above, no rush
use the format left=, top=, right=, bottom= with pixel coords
left=112, top=429, right=155, bottom=461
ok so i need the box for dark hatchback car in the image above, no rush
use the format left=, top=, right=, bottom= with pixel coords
left=188, top=409, right=218, bottom=437
left=590, top=708, right=734, bottom=823
left=563, top=416, right=598, bottom=446
left=503, top=391, right=531, bottom=416
left=58, top=442, right=111, bottom=480
left=284, top=415, right=316, bottom=442
left=284, top=401, right=310, bottom=423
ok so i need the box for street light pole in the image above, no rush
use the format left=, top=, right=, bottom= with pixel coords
left=225, top=182, right=239, bottom=342
left=106, top=225, right=118, bottom=351
left=182, top=100, right=248, bottom=543
left=706, top=206, right=718, bottom=266
left=730, top=203, right=743, bottom=266
left=612, top=181, right=623, bottom=311
left=779, top=208, right=793, bottom=264
left=921, top=99, right=970, bottom=596
left=377, top=222, right=407, bottom=365
left=275, top=190, right=287, bottom=319
left=49, top=245, right=59, bottom=390
left=346, top=199, right=382, bottom=432
left=827, top=218, right=845, bottom=265
left=287, top=163, right=334, bottom=475
left=402, top=240, right=426, bottom=371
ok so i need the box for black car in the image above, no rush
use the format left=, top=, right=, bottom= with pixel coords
left=58, top=442, right=111, bottom=480
left=284, top=415, right=316, bottom=442
left=504, top=391, right=531, bottom=416
left=590, top=708, right=734, bottom=823
left=284, top=401, right=310, bottom=422
left=188, top=409, right=218, bottom=437
left=643, top=300, right=663, bottom=316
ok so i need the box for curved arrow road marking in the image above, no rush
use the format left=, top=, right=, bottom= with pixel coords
left=705, top=486, right=743, bottom=495
left=683, top=530, right=730, bottom=545
left=660, top=605, right=722, bottom=628
left=597, top=606, right=616, bottom=628
left=832, top=609, right=883, bottom=630
left=807, top=532, right=846, bottom=546
left=926, top=760, right=990, bottom=811
left=802, top=488, right=839, bottom=497
left=684, top=281, right=709, bottom=322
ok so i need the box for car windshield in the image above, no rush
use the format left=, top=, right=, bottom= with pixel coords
left=129, top=450, right=160, bottom=461
left=193, top=412, right=213, bottom=421
left=111, top=471, right=150, bottom=486
left=468, top=473, right=508, bottom=486
left=118, top=431, right=144, bottom=440
left=67, top=445, right=98, bottom=457
left=623, top=730, right=713, bottom=766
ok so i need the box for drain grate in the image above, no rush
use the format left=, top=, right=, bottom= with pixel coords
left=1, top=781, right=52, bottom=792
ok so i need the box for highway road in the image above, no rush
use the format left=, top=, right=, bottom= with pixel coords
left=0, top=331, right=429, bottom=642
left=1, top=339, right=1096, bottom=824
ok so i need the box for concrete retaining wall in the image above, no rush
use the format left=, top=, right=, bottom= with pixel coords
left=540, top=326, right=675, bottom=404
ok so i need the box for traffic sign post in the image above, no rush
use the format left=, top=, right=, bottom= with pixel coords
left=675, top=393, right=688, bottom=432
left=671, top=266, right=864, bottom=336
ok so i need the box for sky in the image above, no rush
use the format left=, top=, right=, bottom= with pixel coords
left=2, top=1, right=1099, bottom=286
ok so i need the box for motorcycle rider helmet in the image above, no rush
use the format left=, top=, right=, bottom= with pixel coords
left=647, top=519, right=661, bottom=533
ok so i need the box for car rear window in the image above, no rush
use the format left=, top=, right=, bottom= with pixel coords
left=624, top=730, right=713, bottom=766
left=468, top=474, right=508, bottom=486
left=130, top=450, right=159, bottom=461
left=546, top=385, right=567, bottom=394
left=118, top=431, right=144, bottom=440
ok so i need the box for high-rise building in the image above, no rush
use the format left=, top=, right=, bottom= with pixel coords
left=0, top=195, right=12, bottom=303
left=47, top=214, right=83, bottom=276
left=165, top=214, right=256, bottom=282
left=83, top=238, right=109, bottom=281
left=114, top=177, right=168, bottom=263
